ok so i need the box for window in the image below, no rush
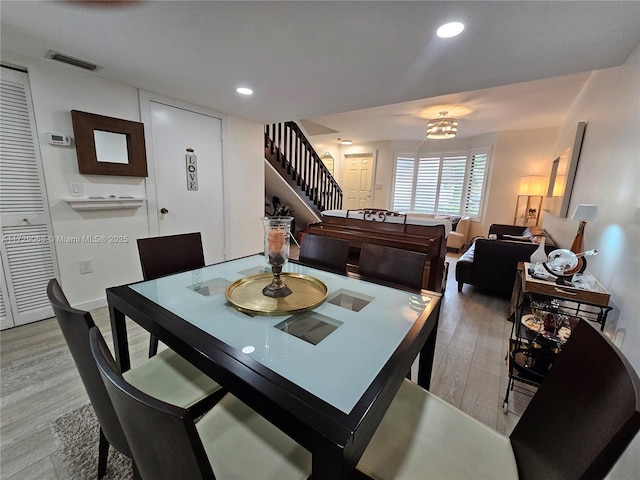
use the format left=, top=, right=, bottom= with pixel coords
left=391, top=146, right=490, bottom=221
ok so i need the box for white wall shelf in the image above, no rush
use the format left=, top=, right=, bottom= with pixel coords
left=64, top=197, right=146, bottom=211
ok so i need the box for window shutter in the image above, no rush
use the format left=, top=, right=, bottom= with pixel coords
left=391, top=146, right=490, bottom=218
left=436, top=153, right=466, bottom=214
left=463, top=147, right=489, bottom=220
left=414, top=156, right=440, bottom=213
left=392, top=155, right=415, bottom=211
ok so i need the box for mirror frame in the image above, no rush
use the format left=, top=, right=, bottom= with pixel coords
left=71, top=110, right=148, bottom=177
left=544, top=121, right=586, bottom=218
left=321, top=151, right=335, bottom=176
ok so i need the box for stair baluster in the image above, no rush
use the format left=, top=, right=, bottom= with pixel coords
left=264, top=121, right=342, bottom=216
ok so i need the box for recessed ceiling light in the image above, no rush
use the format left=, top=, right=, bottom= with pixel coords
left=339, top=139, right=352, bottom=145
left=236, top=87, right=253, bottom=95
left=436, top=22, right=465, bottom=38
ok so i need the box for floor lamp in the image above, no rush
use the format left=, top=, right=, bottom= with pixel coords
left=515, top=176, right=547, bottom=226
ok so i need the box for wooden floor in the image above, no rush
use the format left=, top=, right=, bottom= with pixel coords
left=0, top=253, right=531, bottom=479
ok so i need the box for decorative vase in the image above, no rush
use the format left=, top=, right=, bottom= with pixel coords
left=530, top=237, right=547, bottom=264
left=261, top=216, right=293, bottom=298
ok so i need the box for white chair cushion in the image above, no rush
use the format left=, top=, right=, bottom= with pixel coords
left=123, top=348, right=221, bottom=409
left=198, top=394, right=312, bottom=479
left=358, top=379, right=518, bottom=480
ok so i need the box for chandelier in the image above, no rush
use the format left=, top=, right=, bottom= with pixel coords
left=426, top=111, right=458, bottom=139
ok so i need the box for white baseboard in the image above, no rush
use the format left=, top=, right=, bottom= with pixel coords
left=75, top=297, right=108, bottom=312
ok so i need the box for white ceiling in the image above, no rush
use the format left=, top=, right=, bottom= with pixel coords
left=2, top=1, right=639, bottom=143
left=304, top=71, right=592, bottom=143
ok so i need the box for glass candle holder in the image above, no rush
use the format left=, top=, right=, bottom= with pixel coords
left=262, top=216, right=293, bottom=297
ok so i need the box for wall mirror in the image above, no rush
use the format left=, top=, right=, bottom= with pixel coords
left=321, top=152, right=335, bottom=175
left=71, top=110, right=148, bottom=176
left=545, top=122, right=586, bottom=217
left=93, top=130, right=129, bottom=164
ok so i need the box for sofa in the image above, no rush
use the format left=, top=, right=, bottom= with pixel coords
left=400, top=212, right=470, bottom=251
left=455, top=224, right=556, bottom=297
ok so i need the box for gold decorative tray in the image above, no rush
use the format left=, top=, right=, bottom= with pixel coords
left=225, top=273, right=328, bottom=316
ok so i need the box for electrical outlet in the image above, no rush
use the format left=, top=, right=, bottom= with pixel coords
left=79, top=259, right=93, bottom=274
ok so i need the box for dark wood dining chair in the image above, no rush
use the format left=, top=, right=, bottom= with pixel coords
left=357, top=243, right=427, bottom=292
left=90, top=326, right=312, bottom=480
left=137, top=232, right=205, bottom=357
left=357, top=320, right=640, bottom=479
left=298, top=233, right=350, bottom=273
left=47, top=279, right=224, bottom=479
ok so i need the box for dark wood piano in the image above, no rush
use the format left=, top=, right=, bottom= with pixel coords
left=307, top=209, right=449, bottom=293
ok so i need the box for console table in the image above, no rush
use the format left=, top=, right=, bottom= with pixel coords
left=509, top=262, right=611, bottom=329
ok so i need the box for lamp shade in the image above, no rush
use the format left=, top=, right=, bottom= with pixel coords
left=571, top=204, right=598, bottom=221
left=519, top=176, right=547, bottom=196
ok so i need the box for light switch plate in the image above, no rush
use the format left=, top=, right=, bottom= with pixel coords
left=79, top=259, right=93, bottom=274
left=68, top=182, right=83, bottom=197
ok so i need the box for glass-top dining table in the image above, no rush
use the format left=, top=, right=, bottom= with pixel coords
left=107, top=254, right=442, bottom=479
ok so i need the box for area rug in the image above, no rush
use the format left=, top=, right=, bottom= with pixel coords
left=52, top=404, right=133, bottom=480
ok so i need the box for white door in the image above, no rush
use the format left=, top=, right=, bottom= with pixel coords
left=344, top=153, right=374, bottom=209
left=0, top=67, right=58, bottom=329
left=146, top=101, right=225, bottom=264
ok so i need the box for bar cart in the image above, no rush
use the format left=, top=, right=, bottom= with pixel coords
left=503, top=262, right=612, bottom=413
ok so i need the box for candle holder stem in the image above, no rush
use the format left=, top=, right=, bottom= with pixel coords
left=262, top=264, right=292, bottom=297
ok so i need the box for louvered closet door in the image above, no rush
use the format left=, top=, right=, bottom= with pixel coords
left=0, top=269, right=8, bottom=327
left=0, top=67, right=57, bottom=329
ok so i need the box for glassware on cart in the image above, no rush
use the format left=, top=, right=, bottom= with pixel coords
left=527, top=300, right=579, bottom=347
left=261, top=216, right=294, bottom=298
left=543, top=312, right=559, bottom=335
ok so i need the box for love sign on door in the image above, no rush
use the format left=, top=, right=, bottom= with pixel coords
left=185, top=148, right=198, bottom=190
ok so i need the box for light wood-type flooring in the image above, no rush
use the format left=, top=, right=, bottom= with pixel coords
left=1, top=253, right=532, bottom=479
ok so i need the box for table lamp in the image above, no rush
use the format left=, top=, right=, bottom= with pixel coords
left=570, top=204, right=597, bottom=254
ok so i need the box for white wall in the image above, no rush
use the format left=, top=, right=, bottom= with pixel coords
left=325, top=128, right=558, bottom=241
left=2, top=51, right=264, bottom=309
left=224, top=115, right=266, bottom=258
left=541, top=46, right=640, bottom=479
left=5, top=53, right=150, bottom=309
left=486, top=127, right=558, bottom=236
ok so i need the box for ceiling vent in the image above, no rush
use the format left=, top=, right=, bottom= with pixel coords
left=45, top=50, right=102, bottom=72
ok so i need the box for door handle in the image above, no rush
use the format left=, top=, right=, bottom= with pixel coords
left=160, top=208, right=169, bottom=214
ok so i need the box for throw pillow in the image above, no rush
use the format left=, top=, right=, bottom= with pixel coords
left=450, top=215, right=461, bottom=232
left=502, top=234, right=532, bottom=242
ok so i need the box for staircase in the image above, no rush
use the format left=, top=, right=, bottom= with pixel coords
left=264, top=121, right=342, bottom=217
